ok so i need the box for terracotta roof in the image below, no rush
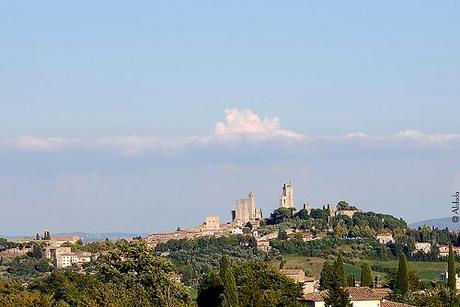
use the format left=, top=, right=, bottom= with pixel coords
left=345, top=287, right=381, bottom=301
left=370, top=288, right=392, bottom=299
left=381, top=300, right=416, bottom=307
left=303, top=287, right=391, bottom=302
left=303, top=292, right=326, bottom=302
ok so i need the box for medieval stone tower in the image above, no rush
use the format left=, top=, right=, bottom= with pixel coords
left=279, top=182, right=294, bottom=209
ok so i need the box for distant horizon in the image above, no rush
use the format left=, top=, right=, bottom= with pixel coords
left=0, top=209, right=453, bottom=238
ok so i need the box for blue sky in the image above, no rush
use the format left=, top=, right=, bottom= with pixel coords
left=1, top=1, right=459, bottom=235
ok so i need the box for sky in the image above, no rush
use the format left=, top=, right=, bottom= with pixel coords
left=1, top=1, right=459, bottom=235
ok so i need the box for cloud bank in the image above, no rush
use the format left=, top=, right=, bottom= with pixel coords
left=2, top=109, right=460, bottom=155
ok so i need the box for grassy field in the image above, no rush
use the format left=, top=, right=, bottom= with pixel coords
left=269, top=255, right=447, bottom=282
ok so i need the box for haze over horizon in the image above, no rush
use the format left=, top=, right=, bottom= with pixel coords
left=1, top=1, right=459, bottom=235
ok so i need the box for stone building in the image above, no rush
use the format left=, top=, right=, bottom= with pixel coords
left=44, top=246, right=92, bottom=268
left=232, top=192, right=262, bottom=225
left=204, top=216, right=220, bottom=232
left=279, top=182, right=294, bottom=208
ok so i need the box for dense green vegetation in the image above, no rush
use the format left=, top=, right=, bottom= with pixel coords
left=197, top=257, right=302, bottom=307
left=154, top=235, right=268, bottom=285
left=1, top=240, right=193, bottom=307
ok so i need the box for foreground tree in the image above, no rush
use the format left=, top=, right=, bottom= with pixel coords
left=220, top=256, right=239, bottom=307
left=197, top=272, right=224, bottom=307
left=396, top=253, right=409, bottom=295
left=333, top=254, right=347, bottom=287
left=92, top=240, right=192, bottom=306
left=234, top=262, right=302, bottom=307
left=418, top=284, right=460, bottom=307
left=360, top=262, right=373, bottom=287
left=324, top=284, right=352, bottom=307
left=320, top=261, right=333, bottom=290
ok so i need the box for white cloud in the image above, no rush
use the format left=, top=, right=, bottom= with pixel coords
left=211, top=108, right=304, bottom=141
left=392, top=129, right=460, bottom=145
left=13, top=136, right=82, bottom=151
left=1, top=110, right=460, bottom=155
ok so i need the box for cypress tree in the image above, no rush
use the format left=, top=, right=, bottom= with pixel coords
left=396, top=253, right=409, bottom=295
left=197, top=272, right=224, bottom=307
left=448, top=245, right=457, bottom=292
left=320, top=261, right=333, bottom=290
left=333, top=254, right=347, bottom=287
left=324, top=282, right=352, bottom=307
left=220, top=256, right=239, bottom=307
left=360, top=262, right=373, bottom=287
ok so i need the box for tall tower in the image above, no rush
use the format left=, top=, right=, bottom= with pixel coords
left=233, top=192, right=261, bottom=225
left=279, top=182, right=294, bottom=209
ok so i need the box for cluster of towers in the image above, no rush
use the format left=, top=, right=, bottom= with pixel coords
left=231, top=182, right=295, bottom=226
left=231, top=192, right=262, bottom=226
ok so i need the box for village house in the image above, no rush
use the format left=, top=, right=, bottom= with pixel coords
left=43, top=246, right=93, bottom=268
left=413, top=242, right=432, bottom=254
left=302, top=231, right=319, bottom=242
left=256, top=238, right=270, bottom=252
left=376, top=233, right=394, bottom=245
left=438, top=245, right=460, bottom=257
left=280, top=268, right=316, bottom=294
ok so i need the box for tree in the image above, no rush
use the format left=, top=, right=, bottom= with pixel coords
left=320, top=261, right=333, bottom=290
left=220, top=256, right=238, bottom=307
left=233, top=262, right=302, bottom=307
left=31, top=244, right=44, bottom=259
left=347, top=274, right=355, bottom=287
left=197, top=272, right=224, bottom=307
left=360, top=263, right=373, bottom=287
left=419, top=284, right=460, bottom=307
left=333, top=254, right=347, bottom=288
left=334, top=221, right=348, bottom=238
left=324, top=284, right=352, bottom=307
left=324, top=255, right=352, bottom=307
left=448, top=245, right=457, bottom=292
left=396, top=253, right=409, bottom=295
left=277, top=229, right=288, bottom=240
left=96, top=240, right=193, bottom=306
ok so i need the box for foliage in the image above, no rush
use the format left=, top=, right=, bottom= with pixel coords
left=197, top=260, right=302, bottom=307
left=266, top=208, right=295, bottom=225
left=360, top=262, right=372, bottom=287
left=220, top=256, right=239, bottom=307
left=418, top=284, right=460, bottom=307
left=323, top=254, right=352, bottom=307
left=6, top=256, right=52, bottom=278
left=197, top=272, right=224, bottom=307
left=155, top=235, right=266, bottom=285
left=396, top=253, right=409, bottom=295
left=96, top=240, right=193, bottom=306
left=277, top=229, right=288, bottom=240
left=320, top=261, right=333, bottom=290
